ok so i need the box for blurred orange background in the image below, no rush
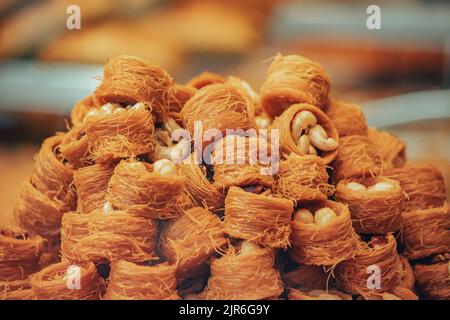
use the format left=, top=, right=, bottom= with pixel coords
left=0, top=0, right=449, bottom=225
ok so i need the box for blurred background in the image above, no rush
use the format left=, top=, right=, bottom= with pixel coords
left=0, top=0, right=449, bottom=225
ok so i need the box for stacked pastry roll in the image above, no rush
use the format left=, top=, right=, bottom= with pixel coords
left=0, top=228, right=43, bottom=299
left=14, top=134, right=76, bottom=265
left=9, top=56, right=189, bottom=300
left=1, top=53, right=447, bottom=300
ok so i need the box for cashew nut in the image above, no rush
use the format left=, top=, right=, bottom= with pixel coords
left=308, top=145, right=318, bottom=155
left=84, top=102, right=143, bottom=122
left=128, top=102, right=146, bottom=111
left=240, top=241, right=259, bottom=255
left=291, top=111, right=317, bottom=142
left=314, top=207, right=337, bottom=226
left=103, top=201, right=113, bottom=213
left=152, top=117, right=191, bottom=162
left=153, top=159, right=177, bottom=176
left=85, top=103, right=122, bottom=121
left=346, top=182, right=367, bottom=191
left=101, top=103, right=116, bottom=115
left=297, top=135, right=311, bottom=154
left=163, top=117, right=183, bottom=137
left=127, top=161, right=147, bottom=172
left=367, top=181, right=394, bottom=192
left=255, top=115, right=271, bottom=129
left=294, top=209, right=314, bottom=224
left=152, top=138, right=191, bottom=163
left=308, top=125, right=338, bottom=151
